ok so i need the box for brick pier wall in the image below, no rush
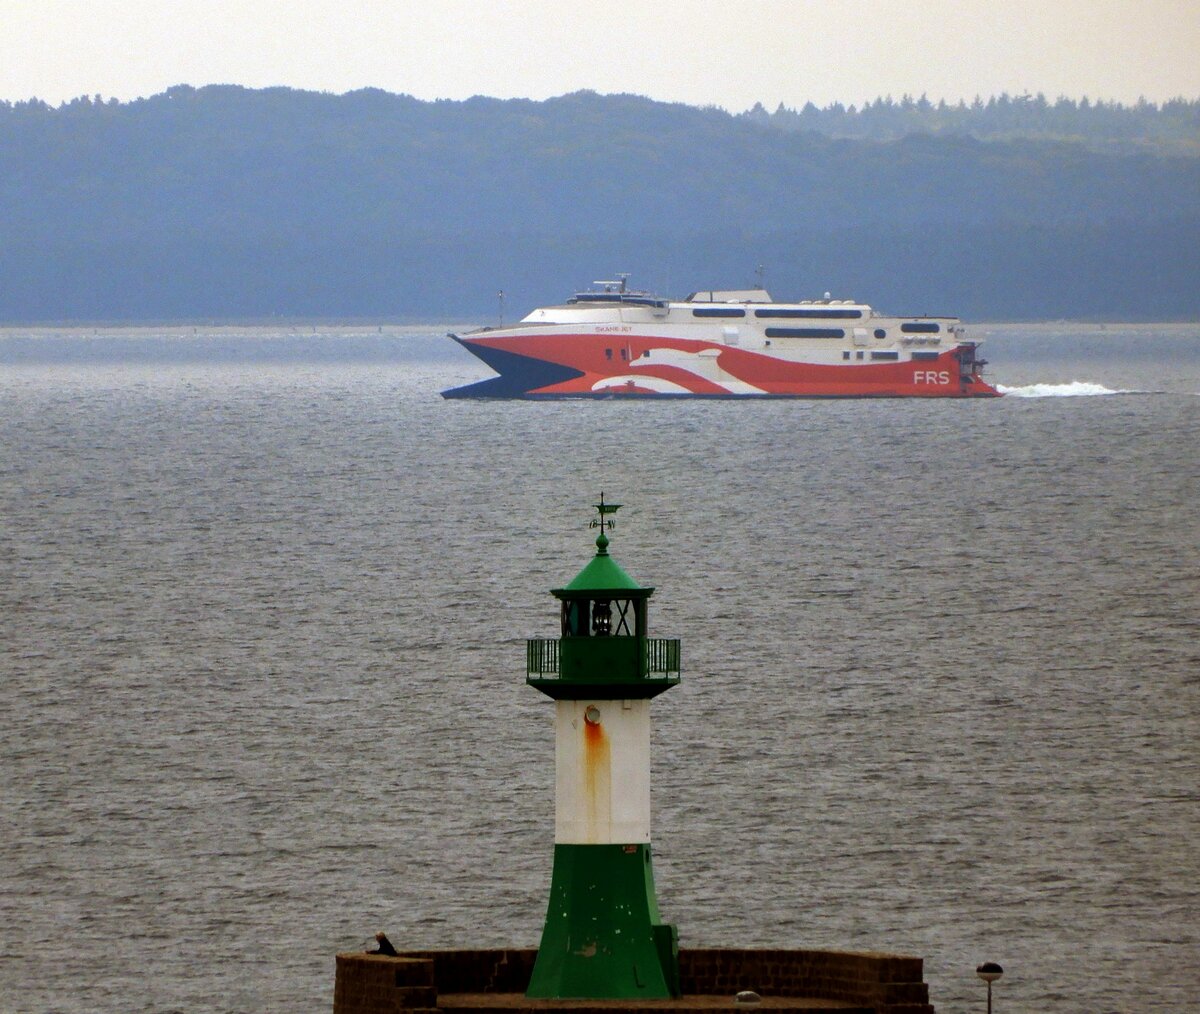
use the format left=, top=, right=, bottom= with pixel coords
left=682, top=948, right=932, bottom=1012
left=333, top=954, right=439, bottom=1013
left=396, top=948, right=537, bottom=996
left=333, top=947, right=933, bottom=1014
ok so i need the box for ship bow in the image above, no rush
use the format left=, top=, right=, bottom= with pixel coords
left=442, top=334, right=585, bottom=399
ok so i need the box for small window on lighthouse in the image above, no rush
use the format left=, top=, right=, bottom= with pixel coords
left=563, top=600, right=589, bottom=636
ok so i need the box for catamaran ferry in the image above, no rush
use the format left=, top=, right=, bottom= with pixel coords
left=442, top=277, right=999, bottom=399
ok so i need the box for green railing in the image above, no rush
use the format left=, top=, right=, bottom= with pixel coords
left=645, top=637, right=680, bottom=676
left=526, top=638, right=680, bottom=678
left=527, top=637, right=560, bottom=675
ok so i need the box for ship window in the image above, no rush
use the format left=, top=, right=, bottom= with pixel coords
left=871, top=350, right=900, bottom=360
left=605, top=348, right=613, bottom=360
left=856, top=350, right=865, bottom=360
left=842, top=350, right=851, bottom=360
left=756, top=307, right=862, bottom=320
left=912, top=351, right=940, bottom=361
left=620, top=348, right=628, bottom=360
left=764, top=327, right=844, bottom=339
left=692, top=307, right=746, bottom=318
left=874, top=328, right=886, bottom=339
left=901, top=322, right=940, bottom=333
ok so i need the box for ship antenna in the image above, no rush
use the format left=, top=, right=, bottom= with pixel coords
left=497, top=289, right=505, bottom=328
left=755, top=263, right=765, bottom=288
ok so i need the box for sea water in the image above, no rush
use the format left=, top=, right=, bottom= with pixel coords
left=1, top=323, right=1197, bottom=1013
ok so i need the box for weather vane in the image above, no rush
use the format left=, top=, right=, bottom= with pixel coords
left=590, top=492, right=622, bottom=531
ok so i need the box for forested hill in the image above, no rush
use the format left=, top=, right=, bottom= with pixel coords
left=1, top=85, right=1198, bottom=322
left=741, top=94, right=1200, bottom=154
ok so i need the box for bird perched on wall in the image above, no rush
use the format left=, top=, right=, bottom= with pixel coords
left=370, top=931, right=398, bottom=956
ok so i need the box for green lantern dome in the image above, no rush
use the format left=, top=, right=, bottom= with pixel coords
left=553, top=530, right=653, bottom=597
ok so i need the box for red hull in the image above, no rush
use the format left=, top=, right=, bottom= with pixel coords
left=448, top=331, right=1000, bottom=398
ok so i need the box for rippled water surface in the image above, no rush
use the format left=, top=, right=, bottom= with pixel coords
left=2, top=324, right=1198, bottom=1013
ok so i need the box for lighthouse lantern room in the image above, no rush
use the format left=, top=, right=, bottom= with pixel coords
left=524, top=497, right=681, bottom=999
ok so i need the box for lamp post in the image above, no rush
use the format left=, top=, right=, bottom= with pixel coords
left=976, top=962, right=1003, bottom=1014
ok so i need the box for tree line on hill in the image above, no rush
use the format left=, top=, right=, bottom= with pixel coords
left=0, top=86, right=1197, bottom=322
left=741, top=93, right=1200, bottom=154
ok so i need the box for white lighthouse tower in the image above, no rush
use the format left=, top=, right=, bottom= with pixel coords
left=524, top=497, right=681, bottom=999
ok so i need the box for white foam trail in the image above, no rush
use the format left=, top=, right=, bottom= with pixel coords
left=997, top=380, right=1134, bottom=398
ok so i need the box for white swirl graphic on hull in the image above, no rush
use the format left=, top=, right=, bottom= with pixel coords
left=617, top=346, right=770, bottom=395
left=592, top=375, right=694, bottom=394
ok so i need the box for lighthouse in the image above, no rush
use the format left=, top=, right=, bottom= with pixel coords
left=524, top=497, right=681, bottom=999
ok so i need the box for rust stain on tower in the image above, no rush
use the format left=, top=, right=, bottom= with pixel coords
left=583, top=707, right=611, bottom=840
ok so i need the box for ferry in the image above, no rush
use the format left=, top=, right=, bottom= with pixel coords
left=442, top=277, right=999, bottom=398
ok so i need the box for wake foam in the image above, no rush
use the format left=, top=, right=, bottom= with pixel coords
left=997, top=380, right=1135, bottom=398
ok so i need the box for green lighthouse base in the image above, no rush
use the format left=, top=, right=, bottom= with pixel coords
left=526, top=843, right=680, bottom=999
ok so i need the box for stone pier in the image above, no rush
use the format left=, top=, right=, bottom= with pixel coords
left=333, top=947, right=935, bottom=1014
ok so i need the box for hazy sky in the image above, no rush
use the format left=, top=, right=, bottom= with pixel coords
left=2, top=0, right=1198, bottom=110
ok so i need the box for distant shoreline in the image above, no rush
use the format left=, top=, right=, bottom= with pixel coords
left=2, top=317, right=1197, bottom=333
left=0, top=319, right=486, bottom=332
